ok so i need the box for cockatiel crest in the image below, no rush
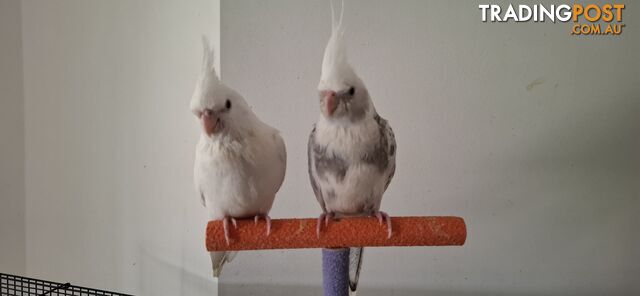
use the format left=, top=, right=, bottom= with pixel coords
left=190, top=36, right=220, bottom=115
left=190, top=36, right=250, bottom=119
left=190, top=36, right=254, bottom=140
left=319, top=0, right=359, bottom=92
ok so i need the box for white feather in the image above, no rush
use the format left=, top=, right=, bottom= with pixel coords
left=192, top=36, right=286, bottom=277
left=320, top=0, right=357, bottom=91
left=194, top=123, right=286, bottom=220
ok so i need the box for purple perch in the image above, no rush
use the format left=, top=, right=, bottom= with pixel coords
left=322, top=248, right=350, bottom=296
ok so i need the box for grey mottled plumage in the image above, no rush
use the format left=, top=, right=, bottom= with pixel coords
left=308, top=114, right=396, bottom=217
left=308, top=1, right=396, bottom=294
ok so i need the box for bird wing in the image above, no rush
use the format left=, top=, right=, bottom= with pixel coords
left=378, top=114, right=396, bottom=191
left=308, top=125, right=327, bottom=213
left=272, top=131, right=287, bottom=194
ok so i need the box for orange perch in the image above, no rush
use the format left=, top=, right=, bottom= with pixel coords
left=206, top=216, right=466, bottom=252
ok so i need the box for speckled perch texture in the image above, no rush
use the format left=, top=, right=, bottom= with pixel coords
left=206, top=216, right=466, bottom=252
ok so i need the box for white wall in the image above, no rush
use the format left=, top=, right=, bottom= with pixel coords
left=21, top=0, right=220, bottom=295
left=0, top=0, right=26, bottom=275
left=220, top=0, right=640, bottom=295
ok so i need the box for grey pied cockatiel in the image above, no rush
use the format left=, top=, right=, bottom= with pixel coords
left=191, top=37, right=287, bottom=278
left=308, top=1, right=396, bottom=294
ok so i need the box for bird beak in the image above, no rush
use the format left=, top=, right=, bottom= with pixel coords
left=201, top=109, right=222, bottom=136
left=321, top=90, right=338, bottom=117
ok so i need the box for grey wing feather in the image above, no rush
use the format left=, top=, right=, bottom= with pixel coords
left=385, top=163, right=396, bottom=191
left=375, top=114, right=396, bottom=191
left=308, top=125, right=326, bottom=212
left=384, top=121, right=396, bottom=191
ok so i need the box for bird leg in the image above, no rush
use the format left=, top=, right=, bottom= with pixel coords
left=373, top=211, right=393, bottom=239
left=222, top=216, right=239, bottom=245
left=253, top=214, right=272, bottom=236
left=316, top=212, right=335, bottom=238
left=316, top=213, right=326, bottom=238
left=231, top=217, right=237, bottom=228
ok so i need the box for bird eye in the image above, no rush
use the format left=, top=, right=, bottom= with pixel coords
left=225, top=99, right=231, bottom=109
left=348, top=87, right=355, bottom=95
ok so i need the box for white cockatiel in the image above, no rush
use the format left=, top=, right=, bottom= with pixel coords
left=308, top=1, right=396, bottom=294
left=191, top=37, right=287, bottom=278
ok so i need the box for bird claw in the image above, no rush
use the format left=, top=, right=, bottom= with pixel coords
left=316, top=213, right=325, bottom=239
left=222, top=217, right=233, bottom=245
left=222, top=216, right=240, bottom=245
left=325, top=212, right=334, bottom=226
left=265, top=216, right=271, bottom=236
left=254, top=214, right=272, bottom=236
left=374, top=211, right=393, bottom=239
left=317, top=212, right=334, bottom=238
left=231, top=217, right=238, bottom=229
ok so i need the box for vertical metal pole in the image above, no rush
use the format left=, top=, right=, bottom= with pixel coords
left=322, top=248, right=349, bottom=296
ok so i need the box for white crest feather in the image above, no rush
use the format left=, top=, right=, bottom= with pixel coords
left=330, top=0, right=344, bottom=34
left=321, top=0, right=356, bottom=86
left=201, top=35, right=219, bottom=82
left=190, top=35, right=221, bottom=114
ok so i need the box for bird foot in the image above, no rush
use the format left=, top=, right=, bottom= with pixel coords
left=222, top=216, right=238, bottom=245
left=316, top=212, right=335, bottom=238
left=373, top=211, right=393, bottom=239
left=254, top=214, right=272, bottom=236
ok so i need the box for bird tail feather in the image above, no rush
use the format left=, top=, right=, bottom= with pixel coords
left=210, top=251, right=237, bottom=278
left=349, top=247, right=364, bottom=294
